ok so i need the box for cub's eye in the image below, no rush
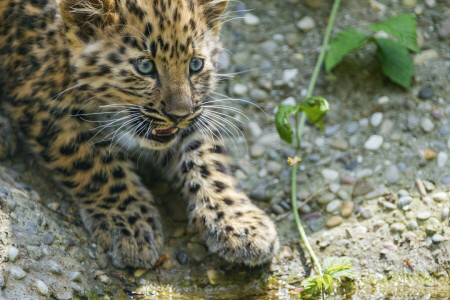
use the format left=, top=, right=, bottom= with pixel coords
left=189, top=58, right=204, bottom=74
left=135, top=58, right=156, bottom=76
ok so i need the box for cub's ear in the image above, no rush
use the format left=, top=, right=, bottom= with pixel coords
left=199, top=0, right=228, bottom=35
left=60, top=0, right=119, bottom=41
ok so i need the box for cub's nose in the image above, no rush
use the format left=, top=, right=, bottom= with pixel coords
left=165, top=112, right=190, bottom=124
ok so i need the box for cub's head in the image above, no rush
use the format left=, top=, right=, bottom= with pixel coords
left=61, top=0, right=228, bottom=149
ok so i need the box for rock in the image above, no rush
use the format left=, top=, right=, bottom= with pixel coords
left=377, top=96, right=389, bottom=105
left=383, top=242, right=397, bottom=252
left=305, top=0, right=324, bottom=10
left=418, top=87, right=434, bottom=99
left=407, top=221, right=418, bottom=230
left=282, top=69, right=298, bottom=82
left=48, top=260, right=63, bottom=275
left=370, top=112, right=383, bottom=127
left=9, top=266, right=27, bottom=280
left=272, top=204, right=284, bottom=214
left=407, top=114, right=419, bottom=130
left=398, top=196, right=413, bottom=208
left=307, top=154, right=320, bottom=162
left=390, top=223, right=406, bottom=233
left=346, top=121, right=359, bottom=134
left=296, top=16, right=315, bottom=31
left=431, top=192, right=448, bottom=202
left=432, top=234, right=444, bottom=244
left=382, top=201, right=396, bottom=210
left=441, top=177, right=450, bottom=185
left=364, top=135, right=383, bottom=150
left=331, top=139, right=348, bottom=151
left=267, top=161, right=282, bottom=175
left=187, top=243, right=208, bottom=262
left=250, top=144, right=265, bottom=158
left=324, top=124, right=341, bottom=136
left=417, top=211, right=431, bottom=221
left=413, top=49, right=438, bottom=65
left=258, top=78, right=272, bottom=91
left=70, top=271, right=82, bottom=282
left=341, top=176, right=357, bottom=185
left=379, top=120, right=393, bottom=135
left=441, top=207, right=449, bottom=221
left=420, top=118, right=434, bottom=132
left=249, top=89, right=268, bottom=102
left=420, top=149, right=436, bottom=160
left=206, top=269, right=220, bottom=285
left=42, top=233, right=54, bottom=245
left=326, top=200, right=343, bottom=214
left=172, top=228, right=186, bottom=238
left=8, top=246, right=19, bottom=262
left=360, top=208, right=374, bottom=219
left=385, top=165, right=400, bottom=184
left=422, top=180, right=435, bottom=191
left=27, top=221, right=38, bottom=235
left=425, top=218, right=440, bottom=235
left=352, top=181, right=374, bottom=197
left=321, top=169, right=339, bottom=182
left=232, top=83, right=248, bottom=96
left=176, top=251, right=188, bottom=265
left=47, top=202, right=59, bottom=211
left=261, top=40, right=278, bottom=56
left=99, top=275, right=110, bottom=284
left=243, top=13, right=260, bottom=25
left=317, top=193, right=335, bottom=205
left=437, top=152, right=448, bottom=168
left=438, top=19, right=450, bottom=40
left=326, top=216, right=343, bottom=228
left=431, top=110, right=441, bottom=120
left=250, top=184, right=270, bottom=201
left=341, top=202, right=354, bottom=217
left=356, top=168, right=374, bottom=179
left=34, top=280, right=49, bottom=296
left=247, top=122, right=262, bottom=137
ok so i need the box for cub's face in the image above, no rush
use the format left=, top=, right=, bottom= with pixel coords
left=62, top=0, right=227, bottom=149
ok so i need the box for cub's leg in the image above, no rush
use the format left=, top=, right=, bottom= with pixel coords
left=173, top=132, right=279, bottom=266
left=6, top=104, right=162, bottom=268
left=0, top=115, right=17, bottom=160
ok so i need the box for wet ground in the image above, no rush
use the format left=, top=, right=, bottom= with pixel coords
left=1, top=0, right=449, bottom=299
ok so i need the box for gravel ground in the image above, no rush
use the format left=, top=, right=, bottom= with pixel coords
left=0, top=0, right=449, bottom=299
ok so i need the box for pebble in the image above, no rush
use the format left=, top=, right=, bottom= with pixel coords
left=267, top=161, right=282, bottom=174
left=431, top=192, right=448, bottom=202
left=317, top=193, right=335, bottom=205
left=341, top=176, right=357, bottom=185
left=42, top=233, right=54, bottom=245
left=173, top=228, right=186, bottom=238
left=341, top=202, right=354, bottom=217
left=247, top=122, right=262, bottom=137
left=331, top=139, right=348, bottom=151
left=431, top=110, right=441, bottom=120
left=441, top=177, right=450, bottom=185
left=233, top=83, right=248, bottom=96
left=385, top=165, right=400, bottom=184
left=379, top=120, right=393, bottom=135
left=356, top=168, right=374, bottom=179
left=27, top=221, right=38, bottom=235
left=99, top=275, right=110, bottom=284
left=437, top=152, right=448, bottom=168
left=352, top=181, right=374, bottom=197
left=10, top=266, right=27, bottom=280
left=47, top=202, right=60, bottom=211
left=390, top=222, right=406, bottom=233
left=243, top=13, right=260, bottom=25
left=364, top=135, right=383, bottom=150
left=337, top=190, right=350, bottom=201
left=407, top=114, right=419, bottom=130
left=34, top=280, right=49, bottom=296
left=438, top=19, right=450, bottom=39
left=382, top=201, right=396, bottom=210
left=296, top=16, right=315, bottom=31
left=346, top=121, right=359, bottom=134
left=48, top=260, right=63, bottom=275
left=324, top=124, right=341, bottom=136
left=417, top=211, right=431, bottom=221
left=326, top=215, right=343, bottom=228
left=377, top=96, right=389, bottom=105
left=250, top=144, right=265, bottom=158
left=307, top=154, right=320, bottom=162
left=370, top=112, right=383, bottom=127
left=70, top=271, right=82, bottom=282
left=187, top=243, right=208, bottom=262
left=272, top=204, right=284, bottom=215
left=8, top=247, right=19, bottom=262
left=422, top=180, right=435, bottom=191
left=407, top=221, right=419, bottom=230
left=397, top=162, right=407, bottom=171
left=420, top=149, right=436, bottom=160
left=425, top=218, right=440, bottom=235
left=305, top=0, right=324, bottom=9
left=320, top=168, right=339, bottom=182
left=418, top=87, right=434, bottom=99
left=282, top=69, right=298, bottom=82
left=326, top=200, right=343, bottom=214
left=413, top=49, right=438, bottom=65
left=397, top=196, right=413, bottom=208
left=431, top=234, right=444, bottom=244
left=360, top=208, right=374, bottom=219
left=420, top=118, right=434, bottom=132
left=382, top=242, right=397, bottom=252
left=441, top=207, right=449, bottom=221
left=249, top=89, right=268, bottom=102
left=176, top=251, right=188, bottom=265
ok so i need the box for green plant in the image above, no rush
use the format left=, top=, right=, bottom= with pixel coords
left=275, top=0, right=356, bottom=298
left=325, top=14, right=419, bottom=89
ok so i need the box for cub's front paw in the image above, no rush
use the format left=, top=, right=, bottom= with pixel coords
left=194, top=199, right=279, bottom=266
left=82, top=205, right=163, bottom=269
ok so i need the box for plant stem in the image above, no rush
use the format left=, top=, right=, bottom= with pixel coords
left=291, top=0, right=342, bottom=278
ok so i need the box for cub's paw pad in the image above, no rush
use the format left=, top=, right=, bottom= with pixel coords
left=0, top=116, right=17, bottom=159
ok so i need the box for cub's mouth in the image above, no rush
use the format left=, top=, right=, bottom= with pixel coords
left=148, top=126, right=179, bottom=143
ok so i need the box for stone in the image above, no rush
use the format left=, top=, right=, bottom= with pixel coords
left=282, top=69, right=298, bottom=82
left=438, top=19, right=450, bottom=40
left=321, top=169, right=339, bottom=182
left=267, top=161, right=282, bottom=174
left=437, top=152, right=448, bottom=168
left=420, top=149, right=436, bottom=160
left=247, top=122, right=262, bottom=137
left=407, top=114, right=419, bottom=130
left=346, top=122, right=359, bottom=135
left=390, top=223, right=406, bottom=233
left=383, top=242, right=397, bottom=252
left=382, top=201, right=396, bottom=210
left=317, top=193, right=335, bottom=205
left=331, top=139, right=348, bottom=151
left=261, top=40, right=277, bottom=56
left=431, top=192, right=448, bottom=202
left=232, top=83, right=248, bottom=96
left=324, top=124, right=341, bottom=136
left=422, top=180, right=435, bottom=191
left=441, top=207, right=449, bottom=221
left=432, top=234, right=444, bottom=244
left=48, top=260, right=63, bottom=275
left=99, top=275, right=110, bottom=284
left=250, top=144, right=265, bottom=158
left=370, top=112, right=383, bottom=127
left=42, top=233, right=54, bottom=246
left=364, top=135, right=383, bottom=150
left=352, top=181, right=374, bottom=197
left=70, top=271, right=82, bottom=282
left=418, top=87, right=434, bottom=99
left=385, top=165, right=400, bottom=184
left=35, top=280, right=49, bottom=296
left=326, top=216, right=343, bottom=228
left=297, top=16, right=315, bottom=31
left=176, top=252, right=188, bottom=265
left=441, top=177, right=450, bottom=185
left=326, top=200, right=343, bottom=214
left=341, top=202, right=354, bottom=217
left=398, top=196, right=413, bottom=208
left=10, top=266, right=27, bottom=280
left=305, top=0, right=324, bottom=10
left=258, top=78, right=272, bottom=91
left=47, top=202, right=60, bottom=211
left=27, top=221, right=38, bottom=235
left=187, top=243, right=208, bottom=262
left=417, top=211, right=431, bottom=221
left=272, top=204, right=284, bottom=215
left=431, top=110, right=441, bottom=120
left=377, top=96, right=389, bottom=105
left=420, top=118, right=434, bottom=132
left=360, top=208, right=374, bottom=219
left=407, top=221, right=418, bottom=230
left=206, top=269, right=220, bottom=285
left=380, top=120, right=393, bottom=135
left=8, top=246, right=19, bottom=262
left=356, top=168, right=374, bottom=179
left=249, top=89, right=268, bottom=101
left=413, top=49, right=438, bottom=65
left=243, top=13, right=260, bottom=25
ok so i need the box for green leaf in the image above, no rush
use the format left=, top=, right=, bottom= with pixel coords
left=367, top=14, right=419, bottom=53
left=325, top=29, right=369, bottom=71
left=323, top=257, right=356, bottom=282
left=275, top=104, right=300, bottom=144
left=299, top=96, right=330, bottom=130
left=301, top=276, right=321, bottom=295
left=323, top=274, right=334, bottom=293
left=374, top=38, right=413, bottom=89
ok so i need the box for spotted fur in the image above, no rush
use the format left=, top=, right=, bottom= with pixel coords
left=0, top=0, right=279, bottom=268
